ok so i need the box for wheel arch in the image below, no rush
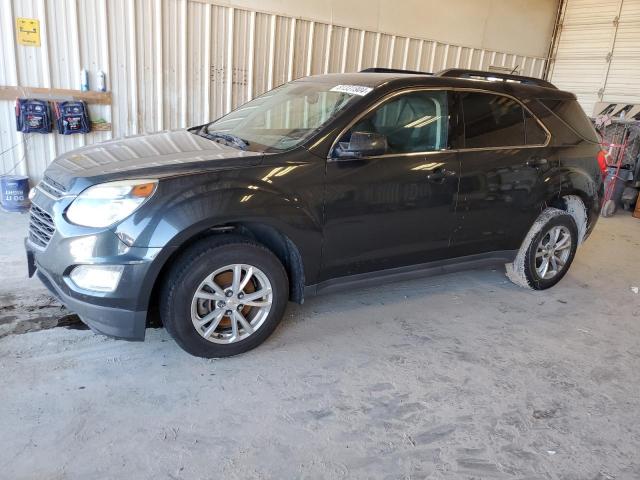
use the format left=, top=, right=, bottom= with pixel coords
left=548, top=190, right=592, bottom=245
left=545, top=165, right=602, bottom=242
left=145, top=221, right=307, bottom=326
left=548, top=193, right=588, bottom=244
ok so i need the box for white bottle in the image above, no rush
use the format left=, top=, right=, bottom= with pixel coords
left=96, top=70, right=107, bottom=92
left=80, top=68, right=89, bottom=92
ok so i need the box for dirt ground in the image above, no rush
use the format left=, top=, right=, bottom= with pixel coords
left=1, top=211, right=639, bottom=479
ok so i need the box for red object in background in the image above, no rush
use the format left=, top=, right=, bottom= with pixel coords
left=600, top=139, right=629, bottom=215
left=597, top=150, right=608, bottom=177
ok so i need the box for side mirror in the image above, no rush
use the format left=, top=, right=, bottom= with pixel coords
left=334, top=131, right=388, bottom=159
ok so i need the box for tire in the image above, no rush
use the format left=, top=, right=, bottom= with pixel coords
left=160, top=235, right=289, bottom=358
left=506, top=208, right=578, bottom=290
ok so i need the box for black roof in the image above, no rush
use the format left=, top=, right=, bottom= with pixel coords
left=297, top=68, right=575, bottom=100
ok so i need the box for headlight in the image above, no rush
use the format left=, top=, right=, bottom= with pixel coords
left=66, top=179, right=157, bottom=228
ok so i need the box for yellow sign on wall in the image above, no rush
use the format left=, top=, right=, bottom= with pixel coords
left=16, top=18, right=41, bottom=47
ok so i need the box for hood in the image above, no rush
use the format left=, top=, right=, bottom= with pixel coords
left=43, top=129, right=263, bottom=192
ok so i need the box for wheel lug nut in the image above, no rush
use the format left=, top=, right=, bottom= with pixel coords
left=225, top=290, right=233, bottom=297
left=217, top=301, right=226, bottom=308
left=238, top=293, right=244, bottom=299
left=225, top=310, right=232, bottom=316
left=237, top=305, right=243, bottom=310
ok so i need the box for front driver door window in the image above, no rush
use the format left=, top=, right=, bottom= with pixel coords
left=335, top=90, right=450, bottom=156
left=321, top=90, right=462, bottom=280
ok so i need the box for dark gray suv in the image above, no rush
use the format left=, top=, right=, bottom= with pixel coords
left=26, top=69, right=603, bottom=357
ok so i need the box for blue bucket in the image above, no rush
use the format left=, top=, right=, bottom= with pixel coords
left=0, top=175, right=31, bottom=212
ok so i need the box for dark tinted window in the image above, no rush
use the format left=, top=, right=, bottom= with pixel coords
left=461, top=92, right=525, bottom=148
left=343, top=90, right=449, bottom=154
left=538, top=99, right=598, bottom=143
left=524, top=111, right=548, bottom=145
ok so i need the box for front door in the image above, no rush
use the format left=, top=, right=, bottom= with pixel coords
left=321, top=89, right=461, bottom=281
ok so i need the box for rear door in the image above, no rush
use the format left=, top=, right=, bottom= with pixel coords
left=453, top=91, right=552, bottom=255
left=321, top=89, right=462, bottom=281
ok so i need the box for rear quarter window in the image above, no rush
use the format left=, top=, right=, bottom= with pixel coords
left=537, top=99, right=599, bottom=143
left=524, top=110, right=548, bottom=145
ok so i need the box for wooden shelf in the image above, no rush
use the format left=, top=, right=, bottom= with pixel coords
left=0, top=85, right=112, bottom=105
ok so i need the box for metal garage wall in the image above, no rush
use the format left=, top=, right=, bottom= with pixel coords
left=0, top=0, right=548, bottom=181
left=548, top=0, right=640, bottom=115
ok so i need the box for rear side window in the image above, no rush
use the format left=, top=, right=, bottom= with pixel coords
left=524, top=110, right=548, bottom=145
left=346, top=90, right=449, bottom=154
left=461, top=92, right=525, bottom=148
left=538, top=99, right=599, bottom=143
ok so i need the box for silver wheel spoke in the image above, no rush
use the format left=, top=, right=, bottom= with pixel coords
left=554, top=254, right=565, bottom=267
left=539, top=258, right=550, bottom=278
left=535, top=250, right=544, bottom=258
left=242, top=288, right=271, bottom=302
left=195, top=291, right=224, bottom=301
left=555, top=236, right=571, bottom=250
left=230, top=313, right=239, bottom=340
left=205, top=280, right=226, bottom=298
left=552, top=227, right=561, bottom=245
left=234, top=310, right=254, bottom=334
left=244, top=299, right=271, bottom=307
left=202, top=310, right=225, bottom=337
left=197, top=307, right=225, bottom=326
left=231, top=265, right=242, bottom=293
left=238, top=266, right=254, bottom=292
left=550, top=256, right=558, bottom=273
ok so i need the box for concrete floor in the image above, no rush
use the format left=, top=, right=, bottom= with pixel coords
left=1, top=211, right=639, bottom=479
left=0, top=211, right=71, bottom=337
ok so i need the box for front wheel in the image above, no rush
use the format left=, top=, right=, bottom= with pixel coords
left=507, top=208, right=578, bottom=290
left=160, top=237, right=289, bottom=357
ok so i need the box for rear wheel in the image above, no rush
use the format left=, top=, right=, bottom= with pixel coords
left=507, top=208, right=578, bottom=290
left=160, top=236, right=288, bottom=357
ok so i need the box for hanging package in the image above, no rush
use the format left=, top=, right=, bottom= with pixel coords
left=15, top=98, right=52, bottom=133
left=54, top=100, right=91, bottom=134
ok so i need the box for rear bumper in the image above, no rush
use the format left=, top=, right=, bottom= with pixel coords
left=36, top=267, right=147, bottom=340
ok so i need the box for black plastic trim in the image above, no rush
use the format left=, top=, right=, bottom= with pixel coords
left=304, top=250, right=517, bottom=296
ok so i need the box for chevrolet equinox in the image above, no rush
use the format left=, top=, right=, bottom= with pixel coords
left=26, top=68, right=603, bottom=357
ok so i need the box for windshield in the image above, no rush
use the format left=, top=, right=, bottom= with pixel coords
left=198, top=81, right=369, bottom=152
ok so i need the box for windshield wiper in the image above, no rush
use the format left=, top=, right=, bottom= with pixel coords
left=197, top=127, right=249, bottom=151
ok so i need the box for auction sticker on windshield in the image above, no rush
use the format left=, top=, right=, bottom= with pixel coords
left=330, top=85, right=373, bottom=96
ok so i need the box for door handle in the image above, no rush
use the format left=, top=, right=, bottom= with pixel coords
left=426, top=168, right=456, bottom=183
left=526, top=157, right=548, bottom=167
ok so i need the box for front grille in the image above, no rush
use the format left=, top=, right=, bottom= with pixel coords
left=39, top=176, right=67, bottom=199
left=29, top=204, right=56, bottom=248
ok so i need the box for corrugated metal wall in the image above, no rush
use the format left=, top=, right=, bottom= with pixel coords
left=0, top=0, right=548, bottom=181
left=548, top=0, right=640, bottom=115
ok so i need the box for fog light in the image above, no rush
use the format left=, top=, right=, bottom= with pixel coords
left=70, top=265, right=124, bottom=292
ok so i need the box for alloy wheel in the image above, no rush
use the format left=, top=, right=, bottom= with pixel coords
left=190, top=264, right=273, bottom=344
left=534, top=225, right=572, bottom=280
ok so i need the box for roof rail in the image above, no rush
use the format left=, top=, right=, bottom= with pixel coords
left=360, top=67, right=432, bottom=75
left=436, top=68, right=557, bottom=89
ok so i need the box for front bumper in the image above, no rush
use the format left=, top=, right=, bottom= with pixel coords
left=35, top=264, right=147, bottom=340
left=25, top=232, right=164, bottom=341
